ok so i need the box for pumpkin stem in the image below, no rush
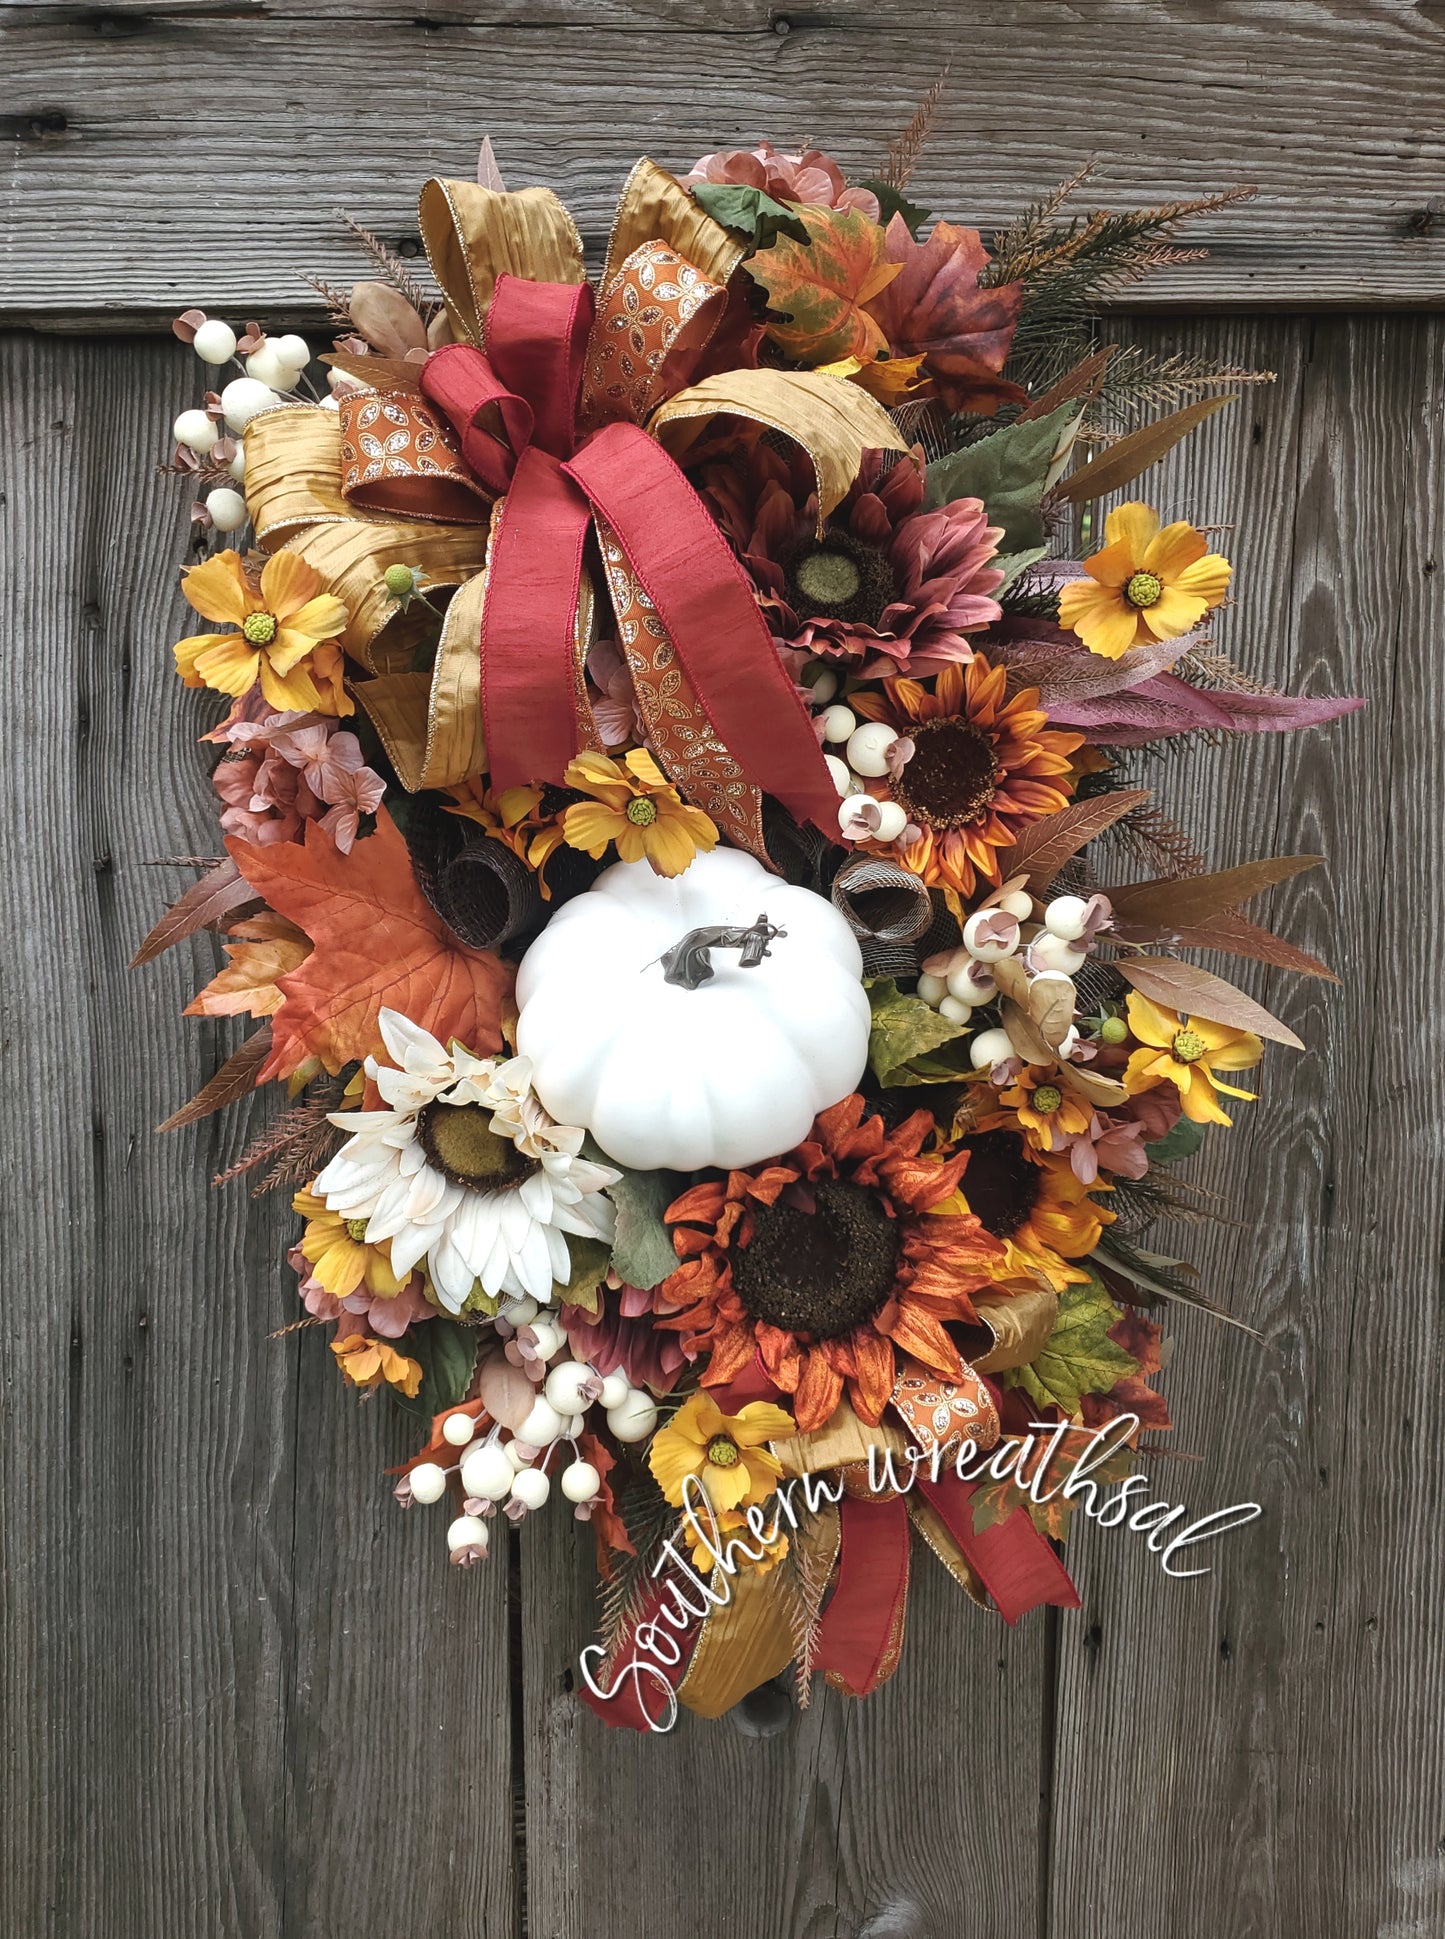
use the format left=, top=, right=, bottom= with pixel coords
left=657, top=913, right=787, bottom=990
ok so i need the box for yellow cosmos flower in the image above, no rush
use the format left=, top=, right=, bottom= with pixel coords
left=293, top=1187, right=408, bottom=1299
left=683, top=1507, right=790, bottom=1579
left=331, top=1332, right=422, bottom=1398
left=444, top=780, right=569, bottom=894
left=1122, top=992, right=1263, bottom=1127
left=995, top=1067, right=1094, bottom=1153
left=175, top=549, right=352, bottom=714
left=561, top=749, right=719, bottom=878
left=1059, top=503, right=1231, bottom=659
left=647, top=1390, right=796, bottom=1514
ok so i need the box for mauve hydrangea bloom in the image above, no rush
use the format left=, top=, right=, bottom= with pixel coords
left=704, top=443, right=1005, bottom=678
left=206, top=711, right=385, bottom=851
left=682, top=142, right=879, bottom=220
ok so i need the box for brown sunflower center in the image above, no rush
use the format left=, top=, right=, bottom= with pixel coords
left=242, top=610, right=279, bottom=645
left=705, top=1435, right=741, bottom=1469
left=1124, top=571, right=1163, bottom=609
left=1171, top=1029, right=1207, bottom=1064
left=625, top=795, right=659, bottom=826
left=731, top=1178, right=901, bottom=1342
left=784, top=530, right=898, bottom=628
left=417, top=1100, right=535, bottom=1191
left=957, top=1130, right=1041, bottom=1241
left=888, top=716, right=1001, bottom=830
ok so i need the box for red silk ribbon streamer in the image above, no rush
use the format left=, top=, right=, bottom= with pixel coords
left=419, top=277, right=839, bottom=833
left=813, top=1494, right=911, bottom=1697
left=578, top=1575, right=702, bottom=1734
left=915, top=1471, right=1080, bottom=1625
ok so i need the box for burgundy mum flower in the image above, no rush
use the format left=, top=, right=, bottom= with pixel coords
left=704, top=442, right=1005, bottom=678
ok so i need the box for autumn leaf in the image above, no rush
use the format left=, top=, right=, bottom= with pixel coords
left=994, top=788, right=1151, bottom=891
left=226, top=809, right=513, bottom=1083
left=130, top=857, right=256, bottom=968
left=862, top=215, right=1026, bottom=415
left=184, top=914, right=312, bottom=1020
left=1105, top=854, right=1323, bottom=931
left=746, top=206, right=901, bottom=364
left=156, top=1025, right=274, bottom=1132
left=1116, top=955, right=1306, bottom=1050
left=1001, top=1275, right=1141, bottom=1418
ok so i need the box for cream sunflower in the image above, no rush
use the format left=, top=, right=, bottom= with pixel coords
left=314, top=1009, right=619, bottom=1313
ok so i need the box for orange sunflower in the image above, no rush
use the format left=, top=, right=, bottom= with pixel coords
left=852, top=654, right=1082, bottom=903
left=936, top=1130, right=1112, bottom=1292
left=658, top=1095, right=1006, bottom=1433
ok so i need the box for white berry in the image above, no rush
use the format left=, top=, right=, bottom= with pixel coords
left=273, top=333, right=311, bottom=370
left=597, top=1372, right=630, bottom=1410
left=845, top=721, right=897, bottom=778
left=824, top=754, right=852, bottom=797
left=408, top=1461, right=448, bottom=1506
left=946, top=960, right=997, bottom=1006
left=219, top=376, right=279, bottom=433
left=1030, top=932, right=1087, bottom=975
left=446, top=1514, right=489, bottom=1556
left=192, top=319, right=237, bottom=364
left=510, top=1467, right=551, bottom=1511
left=872, top=800, right=909, bottom=843
left=459, top=1443, right=514, bottom=1501
left=228, top=446, right=246, bottom=482
left=500, top=1295, right=540, bottom=1327
left=441, top=1411, right=476, bottom=1448
left=969, top=1027, right=1015, bottom=1071
left=173, top=408, right=217, bottom=455
left=917, top=972, right=947, bottom=1007
left=820, top=704, right=857, bottom=744
left=962, top=910, right=1021, bottom=962
left=995, top=889, right=1034, bottom=920
left=506, top=1440, right=534, bottom=1471
left=807, top=666, right=839, bottom=705
left=205, top=487, right=248, bottom=533
left=561, top=1459, right=601, bottom=1504
left=526, top=1318, right=565, bottom=1361
left=606, top=1391, right=658, bottom=1444
left=1044, top=895, right=1090, bottom=942
left=938, top=995, right=972, bottom=1024
left=519, top=1397, right=568, bottom=1447
left=544, top=1361, right=597, bottom=1415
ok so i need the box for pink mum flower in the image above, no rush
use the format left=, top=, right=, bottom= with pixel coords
left=682, top=141, right=879, bottom=219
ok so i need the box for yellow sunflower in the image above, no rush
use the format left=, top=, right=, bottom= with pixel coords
left=561, top=749, right=719, bottom=877
left=1122, top=993, right=1262, bottom=1127
left=937, top=1131, right=1113, bottom=1292
left=647, top=1390, right=796, bottom=1514
left=293, top=1187, right=408, bottom=1299
left=175, top=549, right=352, bottom=714
left=1058, top=503, right=1231, bottom=659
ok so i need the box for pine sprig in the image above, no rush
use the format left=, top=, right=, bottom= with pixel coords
left=878, top=70, right=949, bottom=190
left=1093, top=347, right=1276, bottom=430
left=1105, top=802, right=1207, bottom=880
left=336, top=210, right=438, bottom=320
left=300, top=274, right=354, bottom=328
left=211, top=1075, right=349, bottom=1194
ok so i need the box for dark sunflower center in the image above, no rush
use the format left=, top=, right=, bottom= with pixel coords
left=416, top=1100, right=536, bottom=1191
left=783, top=530, right=898, bottom=628
left=731, top=1178, right=901, bottom=1342
left=889, top=716, right=1001, bottom=830
left=957, top=1130, right=1041, bottom=1241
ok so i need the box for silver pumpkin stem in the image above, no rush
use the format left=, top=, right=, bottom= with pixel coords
left=658, top=913, right=786, bottom=990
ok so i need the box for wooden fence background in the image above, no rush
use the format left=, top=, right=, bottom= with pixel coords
left=3, top=5, right=1443, bottom=1934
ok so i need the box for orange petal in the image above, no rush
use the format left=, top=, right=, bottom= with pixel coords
left=259, top=548, right=323, bottom=620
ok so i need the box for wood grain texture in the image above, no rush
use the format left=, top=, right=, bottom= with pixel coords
left=0, top=334, right=517, bottom=1939
left=1045, top=313, right=1445, bottom=1934
left=4, top=0, right=1445, bottom=325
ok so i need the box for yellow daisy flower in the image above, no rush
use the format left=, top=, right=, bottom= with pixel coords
left=293, top=1187, right=408, bottom=1299
left=561, top=749, right=719, bottom=878
left=175, top=548, right=352, bottom=714
left=1059, top=503, right=1231, bottom=659
left=647, top=1390, right=795, bottom=1514
left=1122, top=992, right=1263, bottom=1127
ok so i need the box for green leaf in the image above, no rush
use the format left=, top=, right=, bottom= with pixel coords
left=691, top=183, right=810, bottom=249
left=922, top=402, right=1079, bottom=551
left=856, top=179, right=931, bottom=239
left=991, top=543, right=1049, bottom=591
left=1001, top=1274, right=1139, bottom=1417
left=607, top=1164, right=683, bottom=1291
left=1144, top=1116, right=1207, bottom=1166
left=866, top=976, right=971, bottom=1089
left=392, top=1317, right=478, bottom=1421
left=554, top=1233, right=612, bottom=1312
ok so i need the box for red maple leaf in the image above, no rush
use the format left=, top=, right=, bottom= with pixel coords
left=227, top=809, right=513, bottom=1082
left=863, top=215, right=1027, bottom=415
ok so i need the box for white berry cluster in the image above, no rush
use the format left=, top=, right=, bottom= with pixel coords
left=398, top=1293, right=659, bottom=1569
left=917, top=890, right=1112, bottom=1073
left=811, top=689, right=913, bottom=845
left=169, top=312, right=319, bottom=537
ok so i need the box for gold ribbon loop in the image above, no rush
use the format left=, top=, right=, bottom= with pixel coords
left=418, top=178, right=586, bottom=345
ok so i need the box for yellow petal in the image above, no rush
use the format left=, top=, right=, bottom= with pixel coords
left=1142, top=520, right=1207, bottom=579
left=181, top=551, right=253, bottom=626
left=1081, top=536, right=1138, bottom=589
left=1203, top=1031, right=1264, bottom=1072
left=267, top=626, right=322, bottom=677
left=648, top=1437, right=705, bottom=1507
left=279, top=593, right=349, bottom=642
left=260, top=548, right=324, bottom=620
left=1103, top=501, right=1160, bottom=557
left=258, top=656, right=324, bottom=712
left=562, top=800, right=623, bottom=856
left=1141, top=586, right=1208, bottom=642
left=1059, top=580, right=1141, bottom=659
left=1125, top=992, right=1179, bottom=1049
left=700, top=1462, right=750, bottom=1514
left=1177, top=1079, right=1232, bottom=1126
left=642, top=815, right=702, bottom=878
left=193, top=635, right=262, bottom=697
left=1174, top=552, right=1233, bottom=607
left=623, top=747, right=669, bottom=792
left=174, top=630, right=238, bottom=684
left=730, top=1402, right=797, bottom=1446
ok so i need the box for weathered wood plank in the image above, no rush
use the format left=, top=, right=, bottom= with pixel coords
left=1046, top=314, right=1445, bottom=1932
left=0, top=334, right=517, bottom=1938
left=520, top=1489, right=1050, bottom=1936
left=4, top=1, right=1445, bottom=324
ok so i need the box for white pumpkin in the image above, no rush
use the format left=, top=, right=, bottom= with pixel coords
left=514, top=846, right=870, bottom=1172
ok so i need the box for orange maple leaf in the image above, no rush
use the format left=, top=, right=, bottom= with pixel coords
left=746, top=206, right=901, bottom=364
left=226, top=809, right=513, bottom=1082
left=184, top=912, right=311, bottom=1020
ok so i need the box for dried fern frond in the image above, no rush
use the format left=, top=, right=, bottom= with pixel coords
left=1177, top=646, right=1283, bottom=698
left=1093, top=347, right=1275, bottom=429
left=336, top=210, right=439, bottom=320
left=781, top=1509, right=834, bottom=1709
left=300, top=274, right=354, bottom=328
left=1104, top=801, right=1207, bottom=880
left=596, top=1472, right=679, bottom=1674
left=879, top=69, right=949, bottom=190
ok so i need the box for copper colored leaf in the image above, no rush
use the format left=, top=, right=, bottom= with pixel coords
left=1060, top=1063, right=1129, bottom=1108
left=983, top=615, right=1203, bottom=706
left=747, top=207, right=901, bottom=364
left=475, top=1345, right=537, bottom=1431
left=157, top=1025, right=274, bottom=1132
left=1000, top=997, right=1055, bottom=1067
left=322, top=350, right=424, bottom=393
left=348, top=280, right=428, bottom=358
left=1053, top=394, right=1236, bottom=504
left=1105, top=854, right=1323, bottom=931
left=130, top=858, right=253, bottom=967
left=1168, top=910, right=1338, bottom=983
left=995, top=788, right=1151, bottom=890
left=226, top=810, right=513, bottom=1083
left=1016, top=345, right=1116, bottom=422
left=863, top=216, right=1026, bottom=415
left=1116, top=956, right=1305, bottom=1050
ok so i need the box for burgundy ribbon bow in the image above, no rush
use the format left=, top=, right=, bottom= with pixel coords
left=419, top=274, right=838, bottom=834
